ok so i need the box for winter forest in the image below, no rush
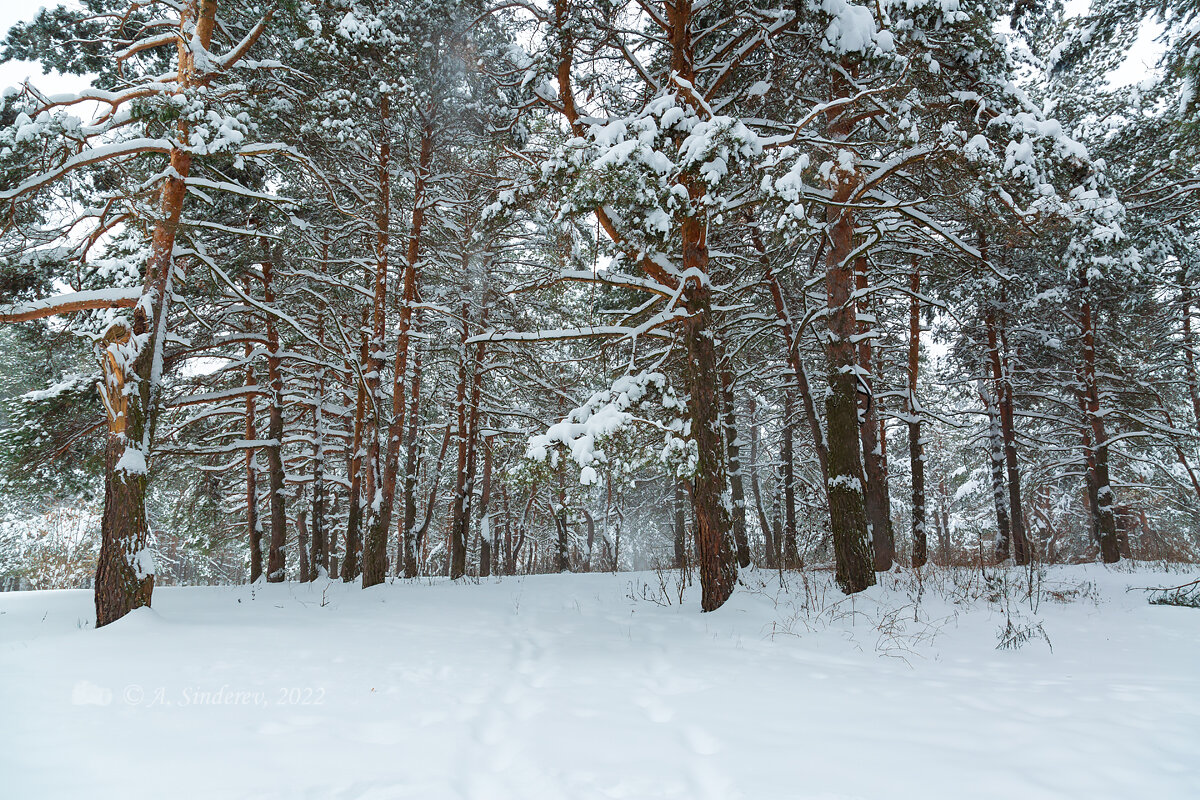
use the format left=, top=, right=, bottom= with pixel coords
left=1, top=0, right=1199, bottom=797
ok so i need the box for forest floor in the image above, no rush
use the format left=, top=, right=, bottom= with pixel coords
left=1, top=562, right=1198, bottom=799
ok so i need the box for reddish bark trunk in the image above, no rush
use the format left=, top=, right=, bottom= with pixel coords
left=1078, top=270, right=1119, bottom=562
left=908, top=267, right=927, bottom=568
left=855, top=256, right=894, bottom=571
left=822, top=60, right=875, bottom=593
left=262, top=251, right=287, bottom=582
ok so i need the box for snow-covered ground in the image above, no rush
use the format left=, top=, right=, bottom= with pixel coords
left=2, top=563, right=1197, bottom=799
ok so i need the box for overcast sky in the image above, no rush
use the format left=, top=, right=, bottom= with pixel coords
left=1, top=3, right=90, bottom=97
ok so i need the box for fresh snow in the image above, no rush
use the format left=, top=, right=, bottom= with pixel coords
left=1, top=564, right=1197, bottom=799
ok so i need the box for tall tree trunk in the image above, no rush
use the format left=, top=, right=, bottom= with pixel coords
left=553, top=454, right=571, bottom=572
left=242, top=322, right=262, bottom=582
left=986, top=298, right=1028, bottom=564
left=478, top=438, right=493, bottom=577
left=982, top=375, right=1011, bottom=561
left=781, top=389, right=800, bottom=566
left=342, top=307, right=369, bottom=582
left=720, top=367, right=751, bottom=567
left=1078, top=271, right=1120, bottom=562
left=95, top=0, right=219, bottom=625
left=1075, top=371, right=1102, bottom=547
left=937, top=478, right=951, bottom=563
left=400, top=353, right=422, bottom=578
left=310, top=255, right=327, bottom=577
left=1181, top=276, right=1200, bottom=431
left=95, top=426, right=154, bottom=627
left=998, top=307, right=1028, bottom=565
left=449, top=303, right=472, bottom=579
left=908, top=267, right=927, bottom=568
left=674, top=480, right=688, bottom=569
left=297, top=503, right=311, bottom=583
left=582, top=509, right=595, bottom=572
left=855, top=255, right=894, bottom=571
left=371, top=116, right=433, bottom=584
left=263, top=251, right=287, bottom=582
left=362, top=94, right=393, bottom=588
left=664, top=0, right=736, bottom=610
left=681, top=282, right=738, bottom=609
left=823, top=59, right=875, bottom=594
left=747, top=397, right=775, bottom=566
left=501, top=483, right=514, bottom=575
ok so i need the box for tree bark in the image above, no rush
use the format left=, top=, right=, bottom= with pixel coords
left=262, top=251, right=287, bottom=582
left=400, top=353, right=422, bottom=578
left=370, top=116, right=433, bottom=584
left=673, top=480, right=688, bottom=569
left=781, top=389, right=800, bottom=567
left=310, top=251, right=328, bottom=577
left=1078, top=270, right=1120, bottom=562
left=908, top=267, right=927, bottom=568
left=478, top=437, right=493, bottom=577
left=342, top=307, right=369, bottom=582
left=681, top=282, right=738, bottom=609
left=986, top=298, right=1028, bottom=564
left=361, top=92, right=393, bottom=588
left=747, top=397, right=776, bottom=566
left=297, top=504, right=311, bottom=583
left=448, top=303, right=473, bottom=579
left=1181, top=276, right=1200, bottom=431
left=242, top=319, right=262, bottom=582
left=855, top=256, right=894, bottom=571
left=720, top=366, right=751, bottom=567
left=822, top=59, right=875, bottom=594
left=982, top=375, right=1011, bottom=562
left=94, top=0, right=220, bottom=625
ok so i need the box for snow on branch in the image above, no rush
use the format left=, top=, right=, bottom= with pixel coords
left=0, top=288, right=142, bottom=323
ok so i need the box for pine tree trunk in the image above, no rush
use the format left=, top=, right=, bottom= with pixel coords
left=681, top=279, right=738, bottom=610
left=1181, top=277, right=1200, bottom=431
left=982, top=375, right=1011, bottom=561
left=855, top=256, right=893, bottom=571
left=297, top=505, right=311, bottom=583
left=998, top=313, right=1029, bottom=565
left=823, top=59, right=875, bottom=594
left=93, top=0, right=220, bottom=625
left=781, top=389, right=800, bottom=567
left=342, top=306, right=369, bottom=582
left=908, top=268, right=927, bottom=568
left=937, top=478, right=951, bottom=563
left=361, top=94, right=393, bottom=588
left=674, top=480, right=687, bottom=569
left=263, top=253, right=287, bottom=582
left=243, top=329, right=262, bottom=583
left=449, top=303, right=471, bottom=579
left=501, top=484, right=514, bottom=575
left=311, top=240, right=329, bottom=577
left=95, top=430, right=154, bottom=627
left=1079, top=272, right=1120, bottom=563
left=986, top=302, right=1028, bottom=564
left=747, top=397, right=775, bottom=566
left=720, top=367, right=751, bottom=567
left=400, top=353, right=421, bottom=578
left=1075, top=375, right=1102, bottom=548
left=478, top=438, right=493, bottom=578
left=372, top=118, right=433, bottom=585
